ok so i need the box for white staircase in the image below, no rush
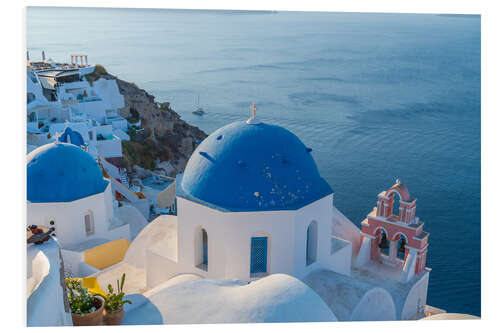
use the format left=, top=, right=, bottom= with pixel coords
left=120, top=168, right=129, bottom=188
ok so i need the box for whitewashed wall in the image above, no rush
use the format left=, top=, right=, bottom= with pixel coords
left=401, top=270, right=430, bottom=320
left=110, top=118, right=128, bottom=131
left=351, top=287, right=397, bottom=321
left=27, top=71, right=55, bottom=108
left=174, top=194, right=350, bottom=282
left=72, top=100, right=107, bottom=123
left=93, top=78, right=125, bottom=110
left=292, top=194, right=340, bottom=279
left=27, top=239, right=73, bottom=326
left=177, top=197, right=296, bottom=280
left=96, top=137, right=122, bottom=158
left=327, top=236, right=352, bottom=276
left=27, top=184, right=120, bottom=248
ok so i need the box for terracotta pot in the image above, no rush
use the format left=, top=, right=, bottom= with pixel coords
left=103, top=307, right=125, bottom=325
left=71, top=296, right=104, bottom=326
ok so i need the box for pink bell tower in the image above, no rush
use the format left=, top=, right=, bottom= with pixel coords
left=359, top=180, right=429, bottom=282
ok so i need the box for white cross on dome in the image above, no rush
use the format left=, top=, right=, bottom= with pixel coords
left=246, top=102, right=261, bottom=125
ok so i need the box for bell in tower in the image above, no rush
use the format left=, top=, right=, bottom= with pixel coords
left=378, top=232, right=389, bottom=249
left=398, top=237, right=406, bottom=253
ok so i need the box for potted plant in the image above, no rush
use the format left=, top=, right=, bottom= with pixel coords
left=98, top=273, right=132, bottom=325
left=66, top=279, right=104, bottom=326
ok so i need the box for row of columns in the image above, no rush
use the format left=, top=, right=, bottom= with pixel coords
left=377, top=196, right=416, bottom=223
left=71, top=55, right=88, bottom=66
left=379, top=238, right=407, bottom=266
left=367, top=234, right=420, bottom=282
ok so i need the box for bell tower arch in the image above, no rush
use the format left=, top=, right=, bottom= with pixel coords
left=359, top=181, right=429, bottom=283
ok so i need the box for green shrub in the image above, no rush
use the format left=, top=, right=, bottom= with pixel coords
left=127, top=108, right=140, bottom=123
left=84, top=64, right=109, bottom=86
left=66, top=279, right=99, bottom=316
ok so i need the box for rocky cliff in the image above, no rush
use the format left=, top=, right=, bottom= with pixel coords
left=89, top=65, right=207, bottom=177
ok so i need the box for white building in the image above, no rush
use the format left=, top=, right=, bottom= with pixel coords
left=27, top=142, right=147, bottom=277
left=27, top=237, right=72, bottom=327
left=27, top=105, right=435, bottom=325
left=27, top=56, right=129, bottom=160
left=172, top=115, right=343, bottom=281
left=48, top=122, right=124, bottom=160
left=88, top=107, right=432, bottom=322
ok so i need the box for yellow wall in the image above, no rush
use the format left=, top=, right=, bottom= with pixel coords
left=83, top=238, right=130, bottom=270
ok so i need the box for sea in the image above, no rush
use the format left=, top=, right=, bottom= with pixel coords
left=27, top=7, right=481, bottom=317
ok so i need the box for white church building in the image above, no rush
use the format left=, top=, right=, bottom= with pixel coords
left=27, top=105, right=434, bottom=325
left=167, top=107, right=349, bottom=281
left=27, top=142, right=147, bottom=277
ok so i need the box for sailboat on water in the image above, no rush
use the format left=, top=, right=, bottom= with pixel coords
left=193, top=94, right=205, bottom=116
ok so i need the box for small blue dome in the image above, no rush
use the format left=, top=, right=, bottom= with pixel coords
left=27, top=143, right=108, bottom=203
left=178, top=121, right=333, bottom=212
left=58, top=127, right=85, bottom=147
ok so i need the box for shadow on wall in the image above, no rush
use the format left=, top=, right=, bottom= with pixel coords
left=121, top=294, right=163, bottom=325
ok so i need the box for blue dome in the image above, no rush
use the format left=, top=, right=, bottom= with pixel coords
left=178, top=121, right=333, bottom=212
left=27, top=143, right=109, bottom=203
left=58, top=127, right=85, bottom=147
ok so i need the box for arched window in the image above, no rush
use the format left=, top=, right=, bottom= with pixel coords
left=376, top=228, right=390, bottom=257
left=392, top=192, right=401, bottom=217
left=84, top=211, right=94, bottom=236
left=396, top=234, right=408, bottom=260
left=306, top=221, right=318, bottom=266
left=202, top=229, right=208, bottom=267
left=195, top=228, right=208, bottom=271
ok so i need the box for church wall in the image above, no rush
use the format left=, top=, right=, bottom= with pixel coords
left=350, top=287, right=396, bottom=321
left=219, top=208, right=295, bottom=280
left=176, top=197, right=225, bottom=278
left=293, top=194, right=343, bottom=278
left=401, top=270, right=430, bottom=320
left=146, top=249, right=179, bottom=288
left=331, top=205, right=362, bottom=256
left=27, top=185, right=113, bottom=248
left=176, top=197, right=296, bottom=281
left=326, top=237, right=352, bottom=276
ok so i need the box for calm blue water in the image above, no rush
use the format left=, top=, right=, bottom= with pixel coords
left=27, top=7, right=481, bottom=316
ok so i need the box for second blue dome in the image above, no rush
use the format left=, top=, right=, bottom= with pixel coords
left=27, top=142, right=108, bottom=203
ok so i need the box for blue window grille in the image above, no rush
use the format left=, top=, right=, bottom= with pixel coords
left=250, top=237, right=268, bottom=274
